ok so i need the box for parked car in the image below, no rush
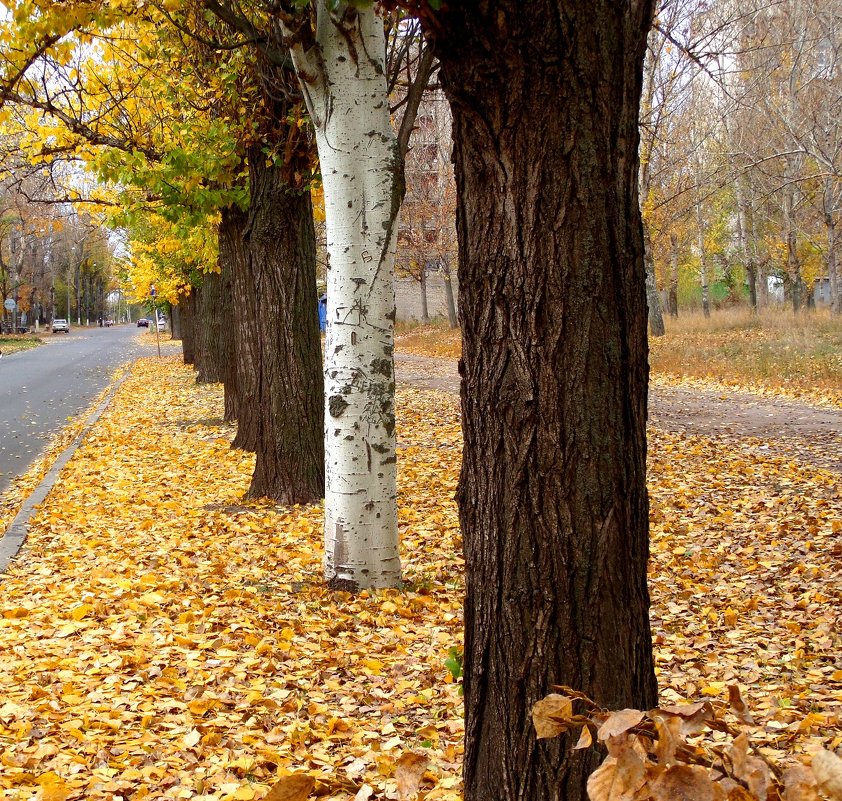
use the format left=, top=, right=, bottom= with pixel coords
left=137, top=318, right=150, bottom=328
left=52, top=319, right=70, bottom=334
left=156, top=317, right=167, bottom=331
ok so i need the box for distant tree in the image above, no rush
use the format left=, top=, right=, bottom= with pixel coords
left=398, top=91, right=459, bottom=327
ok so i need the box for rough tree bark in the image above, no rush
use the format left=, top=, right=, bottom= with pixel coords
left=170, top=303, right=182, bottom=341
left=193, top=271, right=226, bottom=384
left=180, top=290, right=196, bottom=365
left=243, top=146, right=325, bottom=504
left=216, top=215, right=241, bottom=421
left=823, top=177, right=840, bottom=314
left=420, top=267, right=430, bottom=323
left=431, top=2, right=658, bottom=800
left=228, top=201, right=260, bottom=454
left=189, top=284, right=205, bottom=373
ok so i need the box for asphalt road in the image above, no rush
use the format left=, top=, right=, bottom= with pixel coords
left=0, top=325, right=146, bottom=496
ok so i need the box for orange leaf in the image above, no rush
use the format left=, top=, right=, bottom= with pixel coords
left=263, top=774, right=314, bottom=801
left=727, top=685, right=754, bottom=725
left=532, top=694, right=574, bottom=739
left=573, top=725, right=593, bottom=750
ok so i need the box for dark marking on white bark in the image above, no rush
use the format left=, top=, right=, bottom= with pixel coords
left=370, top=358, right=392, bottom=378
left=329, top=394, right=349, bottom=417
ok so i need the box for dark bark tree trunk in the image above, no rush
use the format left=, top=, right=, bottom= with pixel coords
left=217, top=208, right=244, bottom=422
left=227, top=202, right=260, bottom=453
left=193, top=251, right=237, bottom=423
left=180, top=290, right=196, bottom=366
left=193, top=272, right=224, bottom=384
left=747, top=264, right=758, bottom=311
left=431, top=3, right=658, bottom=800
left=171, top=303, right=182, bottom=341
left=242, top=145, right=324, bottom=504
left=190, top=284, right=205, bottom=372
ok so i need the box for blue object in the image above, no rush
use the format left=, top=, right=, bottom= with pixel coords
left=318, top=294, right=327, bottom=332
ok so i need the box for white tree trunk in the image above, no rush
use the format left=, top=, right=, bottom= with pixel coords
left=290, top=4, right=401, bottom=589
left=695, top=199, right=710, bottom=317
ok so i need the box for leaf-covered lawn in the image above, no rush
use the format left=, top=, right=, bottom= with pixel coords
left=395, top=312, right=842, bottom=408
left=0, top=335, right=41, bottom=355
left=0, top=356, right=839, bottom=800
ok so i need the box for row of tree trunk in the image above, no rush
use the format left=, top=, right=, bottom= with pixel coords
left=177, top=163, right=325, bottom=506
left=174, top=4, right=659, bottom=799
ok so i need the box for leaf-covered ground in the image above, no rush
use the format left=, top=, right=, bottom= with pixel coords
left=0, top=335, right=42, bottom=355
left=395, top=313, right=842, bottom=409
left=0, top=355, right=839, bottom=800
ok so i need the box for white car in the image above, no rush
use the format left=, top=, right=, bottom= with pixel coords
left=52, top=319, right=70, bottom=333
left=156, top=317, right=166, bottom=331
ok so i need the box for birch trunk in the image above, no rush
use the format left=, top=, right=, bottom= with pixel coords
left=735, top=177, right=757, bottom=311
left=695, top=200, right=710, bottom=317
left=643, top=221, right=665, bottom=336
left=420, top=268, right=430, bottom=323
left=784, top=187, right=802, bottom=313
left=824, top=178, right=840, bottom=314
left=442, top=260, right=458, bottom=328
left=288, top=4, right=401, bottom=589
left=668, top=233, right=679, bottom=317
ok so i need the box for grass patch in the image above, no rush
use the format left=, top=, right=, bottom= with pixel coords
left=0, top=334, right=42, bottom=354
left=394, top=308, right=842, bottom=404
left=651, top=308, right=842, bottom=400
left=395, top=321, right=461, bottom=359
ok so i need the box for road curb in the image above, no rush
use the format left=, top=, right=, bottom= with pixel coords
left=0, top=367, right=133, bottom=574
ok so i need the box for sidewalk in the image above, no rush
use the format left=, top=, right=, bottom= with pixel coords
left=0, top=356, right=465, bottom=801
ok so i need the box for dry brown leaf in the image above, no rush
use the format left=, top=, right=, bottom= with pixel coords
left=597, top=709, right=646, bottom=741
left=650, top=765, right=726, bottom=801
left=727, top=685, right=755, bottom=725
left=264, top=774, right=315, bottom=801
left=573, top=725, right=593, bottom=750
left=813, top=750, right=842, bottom=800
left=354, top=785, right=374, bottom=801
left=658, top=702, right=709, bottom=717
left=781, top=763, right=819, bottom=801
left=586, top=749, right=646, bottom=801
left=659, top=702, right=714, bottom=738
left=727, top=735, right=770, bottom=801
left=726, top=787, right=758, bottom=801
left=395, top=752, right=429, bottom=800
left=532, top=694, right=574, bottom=739
left=652, top=715, right=683, bottom=766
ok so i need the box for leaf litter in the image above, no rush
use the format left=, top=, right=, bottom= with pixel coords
left=0, top=355, right=839, bottom=799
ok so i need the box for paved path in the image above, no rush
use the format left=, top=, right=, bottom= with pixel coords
left=0, top=325, right=146, bottom=494
left=395, top=352, right=842, bottom=473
